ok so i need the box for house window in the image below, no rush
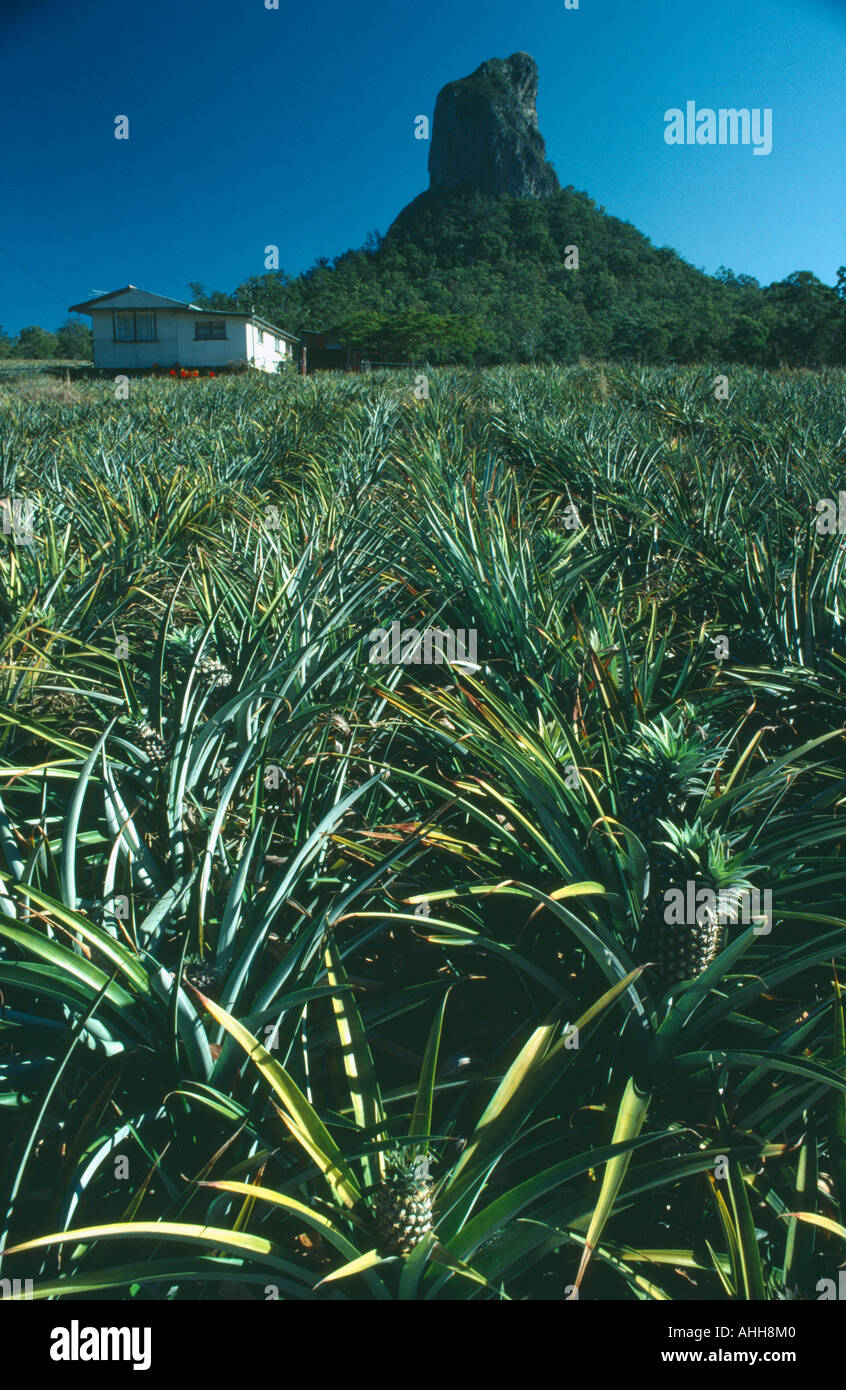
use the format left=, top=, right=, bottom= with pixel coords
left=113, top=310, right=157, bottom=341
left=195, top=320, right=226, bottom=340
left=274, top=337, right=282, bottom=353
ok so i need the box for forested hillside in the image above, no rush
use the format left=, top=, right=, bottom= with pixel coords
left=190, top=186, right=846, bottom=366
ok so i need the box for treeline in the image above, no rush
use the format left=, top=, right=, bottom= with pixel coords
left=190, top=186, right=846, bottom=366
left=0, top=320, right=92, bottom=361
left=9, top=186, right=844, bottom=366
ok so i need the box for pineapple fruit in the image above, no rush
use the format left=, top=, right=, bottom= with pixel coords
left=196, top=655, right=232, bottom=689
left=638, top=820, right=755, bottom=993
left=620, top=716, right=760, bottom=994
left=370, top=1150, right=435, bottom=1256
left=182, top=952, right=224, bottom=997
left=733, top=625, right=780, bottom=669
left=168, top=626, right=232, bottom=689
left=130, top=722, right=169, bottom=768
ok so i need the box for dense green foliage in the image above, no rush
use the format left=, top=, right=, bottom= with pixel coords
left=0, top=364, right=845, bottom=1301
left=191, top=189, right=846, bottom=366
left=0, top=319, right=92, bottom=362
left=13, top=191, right=843, bottom=369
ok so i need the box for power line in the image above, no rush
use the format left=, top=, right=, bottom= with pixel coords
left=0, top=242, right=70, bottom=310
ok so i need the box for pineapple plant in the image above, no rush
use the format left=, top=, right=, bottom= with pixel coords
left=619, top=714, right=720, bottom=848
left=167, top=625, right=232, bottom=690
left=637, top=820, right=757, bottom=994
left=370, top=1150, right=435, bottom=1256
left=732, top=623, right=782, bottom=669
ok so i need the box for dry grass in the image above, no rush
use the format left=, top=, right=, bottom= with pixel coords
left=0, top=371, right=85, bottom=404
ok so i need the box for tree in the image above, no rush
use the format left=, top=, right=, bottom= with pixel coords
left=728, top=314, right=770, bottom=364
left=332, top=308, right=491, bottom=364
left=764, top=271, right=840, bottom=366
left=13, top=326, right=59, bottom=360
left=54, top=319, right=92, bottom=360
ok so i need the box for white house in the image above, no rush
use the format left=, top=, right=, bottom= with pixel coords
left=68, top=285, right=298, bottom=374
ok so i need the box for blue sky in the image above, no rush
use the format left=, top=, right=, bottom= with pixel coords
left=0, top=0, right=843, bottom=333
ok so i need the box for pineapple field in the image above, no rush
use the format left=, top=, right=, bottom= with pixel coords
left=1, top=362, right=845, bottom=1303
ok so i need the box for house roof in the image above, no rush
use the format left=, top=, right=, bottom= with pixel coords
left=68, top=285, right=299, bottom=342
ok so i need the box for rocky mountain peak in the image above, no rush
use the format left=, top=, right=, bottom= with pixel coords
left=427, top=51, right=560, bottom=200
